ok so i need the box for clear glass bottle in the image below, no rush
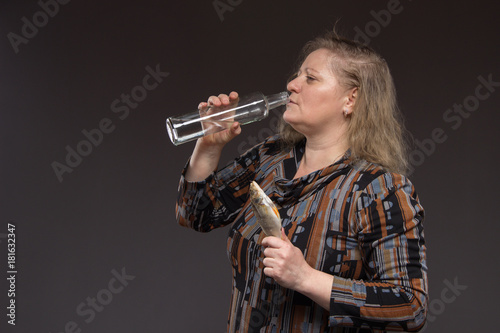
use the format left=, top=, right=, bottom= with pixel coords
left=166, top=91, right=289, bottom=145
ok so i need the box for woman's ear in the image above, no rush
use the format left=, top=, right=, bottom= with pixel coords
left=346, top=87, right=358, bottom=108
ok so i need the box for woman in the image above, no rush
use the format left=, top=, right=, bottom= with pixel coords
left=176, top=31, right=427, bottom=332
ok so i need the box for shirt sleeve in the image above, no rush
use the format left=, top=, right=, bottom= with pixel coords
left=329, top=172, right=428, bottom=332
left=175, top=144, right=261, bottom=232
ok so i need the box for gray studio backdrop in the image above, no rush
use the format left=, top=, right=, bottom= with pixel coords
left=1, top=0, right=499, bottom=332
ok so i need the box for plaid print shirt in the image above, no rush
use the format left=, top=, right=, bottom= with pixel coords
left=176, top=136, right=428, bottom=332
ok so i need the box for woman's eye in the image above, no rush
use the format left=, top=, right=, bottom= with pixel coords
left=306, top=76, right=315, bottom=81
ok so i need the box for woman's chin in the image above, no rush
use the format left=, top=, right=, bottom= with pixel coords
left=282, top=110, right=297, bottom=125
left=282, top=113, right=305, bottom=133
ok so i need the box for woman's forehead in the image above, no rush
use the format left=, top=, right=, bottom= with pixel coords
left=300, top=49, right=338, bottom=76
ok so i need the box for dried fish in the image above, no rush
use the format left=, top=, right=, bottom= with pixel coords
left=249, top=181, right=282, bottom=238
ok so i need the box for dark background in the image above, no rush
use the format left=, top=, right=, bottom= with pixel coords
left=1, top=0, right=499, bottom=332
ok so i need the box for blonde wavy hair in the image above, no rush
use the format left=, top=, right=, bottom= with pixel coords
left=279, top=30, right=410, bottom=175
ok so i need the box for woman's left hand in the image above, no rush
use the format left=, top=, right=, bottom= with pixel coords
left=261, top=228, right=313, bottom=290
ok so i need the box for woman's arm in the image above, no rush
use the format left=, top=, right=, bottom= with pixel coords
left=333, top=172, right=427, bottom=330
left=176, top=124, right=263, bottom=232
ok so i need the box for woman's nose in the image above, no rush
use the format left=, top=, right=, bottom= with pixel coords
left=287, top=76, right=301, bottom=93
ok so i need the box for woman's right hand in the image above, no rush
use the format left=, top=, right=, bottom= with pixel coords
left=185, top=91, right=242, bottom=182
left=196, top=91, right=242, bottom=149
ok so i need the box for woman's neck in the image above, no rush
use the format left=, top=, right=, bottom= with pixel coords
left=294, top=135, right=349, bottom=179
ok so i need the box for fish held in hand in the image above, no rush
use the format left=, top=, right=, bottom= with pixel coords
left=249, top=181, right=282, bottom=238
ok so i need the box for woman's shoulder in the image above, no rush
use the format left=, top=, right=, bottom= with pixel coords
left=349, top=159, right=414, bottom=195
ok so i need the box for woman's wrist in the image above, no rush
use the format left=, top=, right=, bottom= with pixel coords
left=185, top=140, right=224, bottom=182
left=296, top=266, right=334, bottom=311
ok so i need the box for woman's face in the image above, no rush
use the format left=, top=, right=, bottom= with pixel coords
left=284, top=48, right=353, bottom=137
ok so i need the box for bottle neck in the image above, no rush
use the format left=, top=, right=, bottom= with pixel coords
left=266, top=92, right=290, bottom=110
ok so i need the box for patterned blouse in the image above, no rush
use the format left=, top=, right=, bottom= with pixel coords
left=176, top=136, right=428, bottom=332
